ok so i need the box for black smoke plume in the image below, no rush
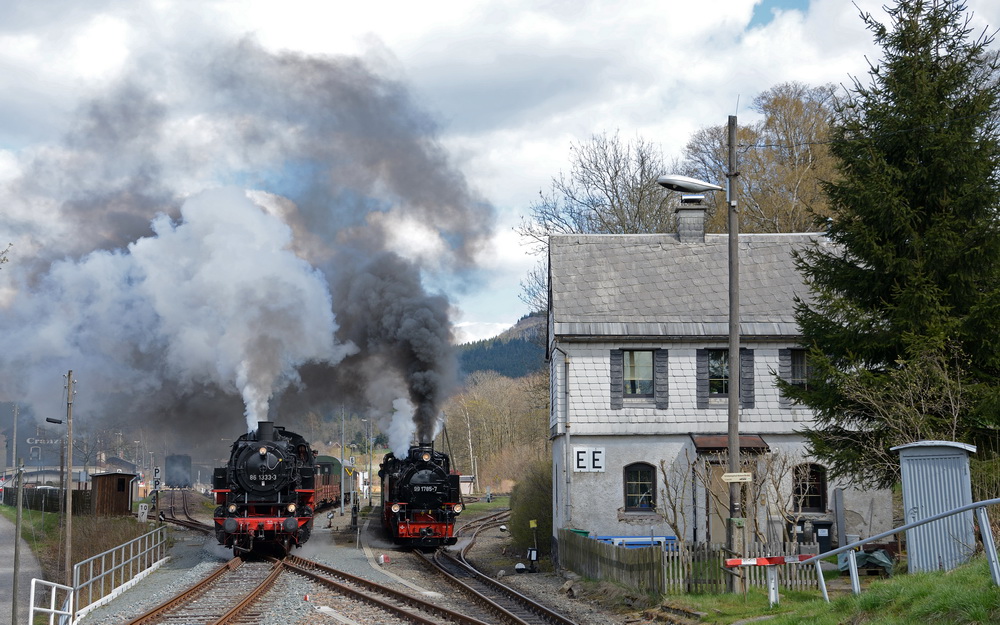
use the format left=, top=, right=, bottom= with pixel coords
left=0, top=37, right=493, bottom=457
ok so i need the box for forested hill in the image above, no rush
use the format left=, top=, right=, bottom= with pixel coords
left=457, top=313, right=546, bottom=379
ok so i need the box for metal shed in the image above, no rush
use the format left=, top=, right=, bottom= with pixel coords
left=91, top=471, right=136, bottom=516
left=891, top=441, right=976, bottom=573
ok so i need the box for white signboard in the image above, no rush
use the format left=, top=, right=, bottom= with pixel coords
left=153, top=466, right=161, bottom=479
left=721, top=472, right=753, bottom=483
left=138, top=503, right=149, bottom=523
left=573, top=447, right=605, bottom=472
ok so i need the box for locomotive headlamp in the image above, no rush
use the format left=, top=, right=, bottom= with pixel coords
left=453, top=503, right=464, bottom=513
left=258, top=446, right=267, bottom=456
left=421, top=451, right=432, bottom=462
left=391, top=503, right=401, bottom=513
left=287, top=503, right=297, bottom=514
left=227, top=503, right=238, bottom=514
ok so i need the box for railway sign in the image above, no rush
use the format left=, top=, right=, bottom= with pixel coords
left=153, top=478, right=161, bottom=490
left=154, top=466, right=160, bottom=479
left=721, top=472, right=753, bottom=483
left=138, top=503, right=149, bottom=523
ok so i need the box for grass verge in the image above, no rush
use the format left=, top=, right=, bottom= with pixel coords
left=643, top=556, right=1000, bottom=624
left=1, top=503, right=159, bottom=582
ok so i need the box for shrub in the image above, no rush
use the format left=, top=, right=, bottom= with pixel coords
left=508, top=458, right=552, bottom=555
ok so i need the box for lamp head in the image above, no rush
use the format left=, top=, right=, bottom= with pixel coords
left=657, top=174, right=723, bottom=193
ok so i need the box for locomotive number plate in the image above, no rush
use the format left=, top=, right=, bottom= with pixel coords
left=414, top=486, right=437, bottom=492
left=250, top=474, right=277, bottom=481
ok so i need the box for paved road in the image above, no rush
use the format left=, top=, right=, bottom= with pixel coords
left=0, top=508, right=45, bottom=625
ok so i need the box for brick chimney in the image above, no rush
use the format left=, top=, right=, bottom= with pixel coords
left=675, top=195, right=707, bottom=243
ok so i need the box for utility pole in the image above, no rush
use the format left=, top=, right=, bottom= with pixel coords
left=339, top=406, right=345, bottom=516
left=10, top=404, right=17, bottom=492
left=65, top=370, right=75, bottom=587
left=13, top=459, right=24, bottom=625
left=725, top=116, right=746, bottom=594
left=366, top=419, right=372, bottom=508
left=11, top=402, right=22, bottom=625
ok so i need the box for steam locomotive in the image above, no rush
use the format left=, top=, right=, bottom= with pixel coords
left=212, top=421, right=315, bottom=555
left=378, top=444, right=463, bottom=547
left=165, top=454, right=192, bottom=488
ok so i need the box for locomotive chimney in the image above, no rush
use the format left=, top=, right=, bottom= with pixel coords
left=256, top=421, right=274, bottom=441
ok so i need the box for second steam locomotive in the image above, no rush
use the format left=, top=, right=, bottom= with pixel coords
left=379, top=444, right=463, bottom=547
left=212, top=421, right=316, bottom=554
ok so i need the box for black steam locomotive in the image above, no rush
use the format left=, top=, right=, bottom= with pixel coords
left=379, top=444, right=463, bottom=547
left=212, top=421, right=316, bottom=555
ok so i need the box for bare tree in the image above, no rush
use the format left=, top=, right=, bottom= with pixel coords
left=516, top=131, right=681, bottom=312
left=658, top=451, right=695, bottom=545
left=517, top=130, right=678, bottom=250
left=518, top=260, right=548, bottom=315
left=442, top=370, right=549, bottom=491
left=684, top=82, right=838, bottom=234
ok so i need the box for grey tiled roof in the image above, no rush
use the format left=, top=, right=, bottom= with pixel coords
left=549, top=233, right=825, bottom=338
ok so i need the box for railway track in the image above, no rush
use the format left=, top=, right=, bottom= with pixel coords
left=124, top=557, right=282, bottom=625
left=119, top=545, right=507, bottom=624
left=112, top=503, right=578, bottom=625
left=160, top=488, right=214, bottom=533
left=284, top=555, right=493, bottom=625
left=411, top=509, right=579, bottom=625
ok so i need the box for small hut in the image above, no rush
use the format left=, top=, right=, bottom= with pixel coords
left=91, top=471, right=136, bottom=516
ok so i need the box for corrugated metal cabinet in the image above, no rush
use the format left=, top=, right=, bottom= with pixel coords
left=891, top=441, right=976, bottom=572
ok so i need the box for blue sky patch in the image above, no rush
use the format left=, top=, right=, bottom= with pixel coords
left=750, top=0, right=810, bottom=29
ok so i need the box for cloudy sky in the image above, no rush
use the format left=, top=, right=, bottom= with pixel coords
left=2, top=0, right=999, bottom=441
left=2, top=0, right=997, bottom=345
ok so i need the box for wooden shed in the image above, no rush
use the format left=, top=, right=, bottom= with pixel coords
left=91, top=471, right=136, bottom=516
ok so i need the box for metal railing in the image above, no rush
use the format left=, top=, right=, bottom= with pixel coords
left=28, top=578, right=73, bottom=625
left=30, top=526, right=168, bottom=624
left=28, top=525, right=168, bottom=624
left=72, top=525, right=168, bottom=620
left=801, top=496, right=1000, bottom=601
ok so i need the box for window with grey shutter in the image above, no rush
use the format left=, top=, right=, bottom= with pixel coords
left=697, top=348, right=754, bottom=408
left=610, top=349, right=623, bottom=409
left=611, top=349, right=668, bottom=409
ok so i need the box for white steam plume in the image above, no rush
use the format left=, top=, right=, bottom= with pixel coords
left=129, top=188, right=358, bottom=430
left=0, top=37, right=492, bottom=449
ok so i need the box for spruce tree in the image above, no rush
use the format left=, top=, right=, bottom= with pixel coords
left=787, top=0, right=1000, bottom=487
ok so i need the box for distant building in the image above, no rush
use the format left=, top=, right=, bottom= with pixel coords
left=547, top=204, right=891, bottom=558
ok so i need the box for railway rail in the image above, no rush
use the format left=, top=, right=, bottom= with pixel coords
left=160, top=488, right=214, bottom=533
left=284, top=555, right=493, bottom=625
left=123, top=557, right=281, bottom=625
left=411, top=509, right=579, bottom=625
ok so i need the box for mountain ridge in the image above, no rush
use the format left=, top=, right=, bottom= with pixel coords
left=457, top=312, right=545, bottom=378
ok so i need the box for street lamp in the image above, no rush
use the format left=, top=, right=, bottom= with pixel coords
left=659, top=115, right=743, bottom=589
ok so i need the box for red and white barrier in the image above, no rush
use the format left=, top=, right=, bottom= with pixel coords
left=723, top=553, right=815, bottom=606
